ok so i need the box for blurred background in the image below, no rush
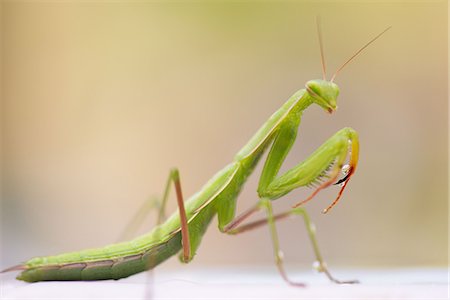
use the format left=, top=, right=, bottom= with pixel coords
left=1, top=1, right=447, bottom=273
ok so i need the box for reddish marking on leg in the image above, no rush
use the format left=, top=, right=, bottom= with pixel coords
left=222, top=204, right=260, bottom=232
left=322, top=167, right=355, bottom=214
left=226, top=212, right=292, bottom=234
left=174, top=178, right=190, bottom=262
left=292, top=170, right=339, bottom=208
left=276, top=258, right=306, bottom=287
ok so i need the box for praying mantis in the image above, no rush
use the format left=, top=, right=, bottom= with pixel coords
left=2, top=21, right=390, bottom=286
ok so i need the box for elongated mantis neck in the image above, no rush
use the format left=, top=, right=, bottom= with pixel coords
left=293, top=89, right=314, bottom=115
left=235, top=88, right=314, bottom=161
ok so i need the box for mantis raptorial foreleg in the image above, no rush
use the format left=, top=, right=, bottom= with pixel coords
left=258, top=127, right=358, bottom=206
left=220, top=126, right=359, bottom=285
left=293, top=129, right=359, bottom=213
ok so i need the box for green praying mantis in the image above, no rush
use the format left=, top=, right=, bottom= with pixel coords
left=2, top=21, right=390, bottom=286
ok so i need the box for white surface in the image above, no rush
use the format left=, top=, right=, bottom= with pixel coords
left=1, top=267, right=448, bottom=299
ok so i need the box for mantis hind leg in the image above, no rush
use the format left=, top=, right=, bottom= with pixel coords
left=116, top=169, right=181, bottom=242
left=117, top=170, right=176, bottom=242
left=116, top=196, right=161, bottom=242
left=116, top=169, right=191, bottom=262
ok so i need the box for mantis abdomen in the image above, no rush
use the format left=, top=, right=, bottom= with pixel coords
left=15, top=162, right=238, bottom=282
left=16, top=232, right=182, bottom=282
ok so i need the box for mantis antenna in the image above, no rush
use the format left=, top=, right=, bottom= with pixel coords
left=331, top=26, right=392, bottom=82
left=316, top=16, right=327, bottom=80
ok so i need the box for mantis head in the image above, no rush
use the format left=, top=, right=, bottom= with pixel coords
left=305, top=79, right=339, bottom=113
left=309, top=18, right=390, bottom=114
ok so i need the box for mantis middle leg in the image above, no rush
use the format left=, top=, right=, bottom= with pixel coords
left=222, top=203, right=358, bottom=285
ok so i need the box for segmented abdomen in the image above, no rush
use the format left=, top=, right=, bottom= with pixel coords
left=17, top=233, right=181, bottom=282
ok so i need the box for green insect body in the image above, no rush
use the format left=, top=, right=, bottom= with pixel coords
left=3, top=23, right=390, bottom=285
left=10, top=81, right=357, bottom=283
